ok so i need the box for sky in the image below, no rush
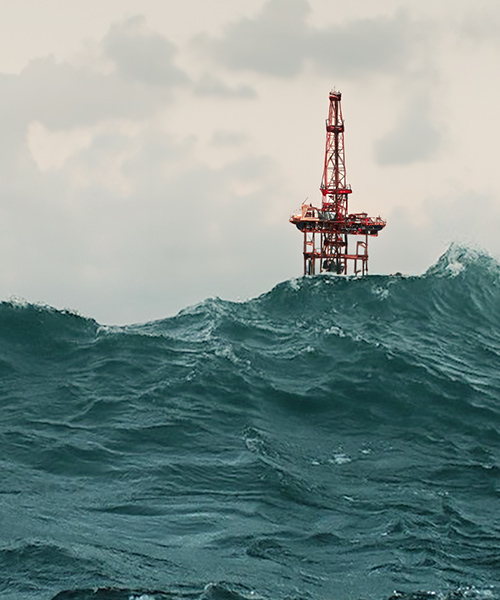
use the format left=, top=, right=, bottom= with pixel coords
left=1, top=0, right=499, bottom=324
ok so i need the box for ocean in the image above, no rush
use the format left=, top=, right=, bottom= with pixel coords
left=1, top=243, right=500, bottom=600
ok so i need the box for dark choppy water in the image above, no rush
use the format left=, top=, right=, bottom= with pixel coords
left=1, top=244, right=500, bottom=600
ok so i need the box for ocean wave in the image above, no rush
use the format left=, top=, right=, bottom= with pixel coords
left=1, top=244, right=500, bottom=600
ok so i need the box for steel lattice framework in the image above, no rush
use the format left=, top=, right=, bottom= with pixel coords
left=290, top=91, right=386, bottom=276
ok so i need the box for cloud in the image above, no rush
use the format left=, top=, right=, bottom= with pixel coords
left=103, top=15, right=188, bottom=87
left=0, top=10, right=285, bottom=324
left=196, top=0, right=427, bottom=79
left=193, top=74, right=256, bottom=98
left=459, top=4, right=500, bottom=44
left=375, top=96, right=442, bottom=165
left=0, top=56, right=174, bottom=133
left=209, top=130, right=248, bottom=147
left=0, top=15, right=192, bottom=141
left=308, top=11, right=422, bottom=77
left=194, top=0, right=310, bottom=77
left=0, top=108, right=287, bottom=323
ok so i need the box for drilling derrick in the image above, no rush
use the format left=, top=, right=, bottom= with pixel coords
left=290, top=91, right=386, bottom=276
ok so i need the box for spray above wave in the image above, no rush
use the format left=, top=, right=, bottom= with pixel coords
left=1, top=244, right=500, bottom=600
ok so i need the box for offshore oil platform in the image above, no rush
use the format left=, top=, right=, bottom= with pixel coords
left=290, top=91, right=386, bottom=276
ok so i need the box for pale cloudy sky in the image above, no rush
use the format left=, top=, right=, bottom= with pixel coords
left=1, top=0, right=499, bottom=323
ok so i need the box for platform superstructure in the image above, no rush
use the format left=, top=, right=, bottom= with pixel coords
left=290, top=91, right=386, bottom=275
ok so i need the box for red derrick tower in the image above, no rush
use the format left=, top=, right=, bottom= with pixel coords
left=290, top=91, right=386, bottom=275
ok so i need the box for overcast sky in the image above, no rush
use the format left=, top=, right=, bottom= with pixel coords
left=1, top=0, right=499, bottom=324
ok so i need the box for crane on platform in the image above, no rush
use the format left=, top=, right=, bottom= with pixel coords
left=290, top=91, right=386, bottom=276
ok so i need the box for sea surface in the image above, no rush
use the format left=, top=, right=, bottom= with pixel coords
left=1, top=244, right=500, bottom=600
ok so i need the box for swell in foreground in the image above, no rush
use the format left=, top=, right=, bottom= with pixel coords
left=1, top=244, right=499, bottom=600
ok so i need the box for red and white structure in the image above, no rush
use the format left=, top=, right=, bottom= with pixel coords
left=290, top=91, right=386, bottom=275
